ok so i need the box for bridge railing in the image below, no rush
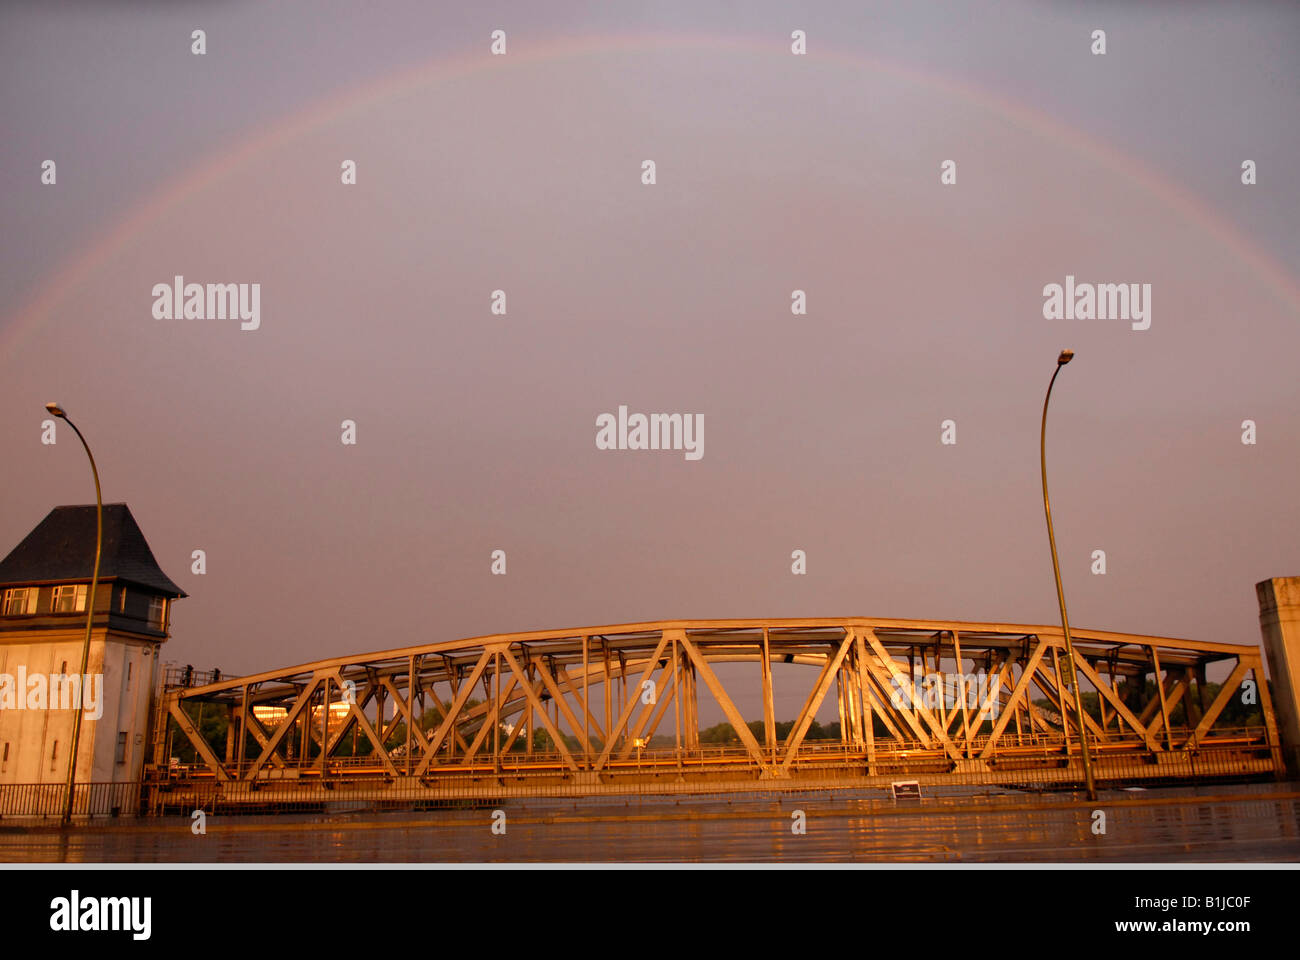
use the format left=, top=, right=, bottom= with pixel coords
left=153, top=723, right=1276, bottom=785
left=161, top=723, right=1275, bottom=777
left=162, top=665, right=234, bottom=689
left=0, top=780, right=144, bottom=819
left=148, top=743, right=1282, bottom=817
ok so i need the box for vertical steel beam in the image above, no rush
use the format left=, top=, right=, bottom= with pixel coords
left=854, top=631, right=874, bottom=768
left=593, top=633, right=670, bottom=770
left=672, top=631, right=682, bottom=769
left=224, top=706, right=235, bottom=764
left=603, top=639, right=612, bottom=752
left=836, top=671, right=847, bottom=745
left=761, top=628, right=776, bottom=762
left=319, top=676, right=330, bottom=772
left=677, top=632, right=769, bottom=771
left=1151, top=646, right=1174, bottom=751
left=493, top=651, right=502, bottom=770
left=414, top=650, right=493, bottom=776
left=582, top=636, right=590, bottom=768
left=406, top=655, right=415, bottom=776
left=1051, top=645, right=1071, bottom=751
left=525, top=660, right=535, bottom=756
left=952, top=631, right=973, bottom=757
left=779, top=631, right=854, bottom=772
left=498, top=648, right=580, bottom=772
left=238, top=684, right=248, bottom=778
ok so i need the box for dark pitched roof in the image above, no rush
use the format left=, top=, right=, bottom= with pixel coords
left=0, top=504, right=186, bottom=597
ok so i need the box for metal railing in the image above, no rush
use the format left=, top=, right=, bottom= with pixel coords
left=140, top=725, right=1282, bottom=816
left=2, top=725, right=1279, bottom=823
left=162, top=665, right=232, bottom=689
left=0, top=780, right=144, bottom=819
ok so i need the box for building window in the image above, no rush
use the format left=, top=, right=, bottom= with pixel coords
left=50, top=741, right=59, bottom=772
left=127, top=661, right=133, bottom=687
left=148, top=596, right=167, bottom=629
left=115, top=732, right=128, bottom=765
left=1, top=587, right=37, bottom=616
left=52, top=584, right=88, bottom=614
left=118, top=587, right=127, bottom=613
left=2, top=742, right=8, bottom=762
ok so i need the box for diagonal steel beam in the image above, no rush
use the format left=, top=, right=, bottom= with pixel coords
left=1193, top=658, right=1251, bottom=743
left=677, top=631, right=770, bottom=773
left=169, top=698, right=231, bottom=782
left=1033, top=662, right=1112, bottom=747
left=864, top=629, right=961, bottom=757
left=325, top=679, right=378, bottom=755
left=412, top=679, right=472, bottom=753
left=1145, top=673, right=1190, bottom=739
left=1072, top=655, right=1158, bottom=749
left=532, top=656, right=593, bottom=757
left=330, top=670, right=399, bottom=776
left=963, top=650, right=1012, bottom=746
left=1137, top=670, right=1183, bottom=727
left=630, top=659, right=681, bottom=750
left=979, top=643, right=1048, bottom=759
left=499, top=646, right=579, bottom=771
left=377, top=676, right=432, bottom=755
left=595, top=632, right=671, bottom=771
left=861, top=674, right=908, bottom=743
left=460, top=671, right=520, bottom=765
left=414, top=650, right=493, bottom=776
left=779, top=631, right=855, bottom=771
left=553, top=665, right=607, bottom=746
left=242, top=675, right=323, bottom=780
left=236, top=704, right=286, bottom=769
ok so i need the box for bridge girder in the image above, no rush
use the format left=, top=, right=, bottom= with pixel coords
left=152, top=617, right=1283, bottom=801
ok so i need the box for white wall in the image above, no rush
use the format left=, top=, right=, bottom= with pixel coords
left=0, top=629, right=160, bottom=787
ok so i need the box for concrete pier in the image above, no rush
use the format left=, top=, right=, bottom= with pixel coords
left=1257, top=577, right=1300, bottom=774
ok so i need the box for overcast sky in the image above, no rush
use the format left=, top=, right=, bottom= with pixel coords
left=2, top=1, right=1297, bottom=724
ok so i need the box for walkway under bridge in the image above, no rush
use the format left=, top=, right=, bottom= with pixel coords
left=148, top=618, right=1284, bottom=812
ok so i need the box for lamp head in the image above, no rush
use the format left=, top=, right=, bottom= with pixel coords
left=1057, top=349, right=1074, bottom=365
left=44, top=402, right=66, bottom=418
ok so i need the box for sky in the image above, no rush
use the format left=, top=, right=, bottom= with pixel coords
left=2, top=1, right=1298, bottom=725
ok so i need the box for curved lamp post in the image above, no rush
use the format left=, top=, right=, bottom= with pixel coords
left=1040, top=352, right=1098, bottom=801
left=46, top=402, right=103, bottom=825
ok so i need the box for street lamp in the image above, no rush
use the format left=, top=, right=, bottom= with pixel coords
left=1039, top=352, right=1098, bottom=802
left=45, top=402, right=103, bottom=825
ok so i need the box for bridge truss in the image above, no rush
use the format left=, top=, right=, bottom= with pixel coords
left=150, top=618, right=1283, bottom=809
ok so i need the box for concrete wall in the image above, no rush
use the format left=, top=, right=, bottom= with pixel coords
left=0, top=628, right=160, bottom=789
left=1257, top=576, right=1300, bottom=774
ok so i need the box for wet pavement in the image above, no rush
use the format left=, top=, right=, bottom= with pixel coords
left=3, top=782, right=1298, bottom=863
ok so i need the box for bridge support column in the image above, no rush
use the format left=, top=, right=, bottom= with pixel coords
left=1257, top=577, right=1300, bottom=774
left=760, top=629, right=776, bottom=762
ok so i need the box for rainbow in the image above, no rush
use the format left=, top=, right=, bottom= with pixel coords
left=4, top=32, right=1297, bottom=354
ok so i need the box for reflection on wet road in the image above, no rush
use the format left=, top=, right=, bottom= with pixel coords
left=3, top=783, right=1298, bottom=863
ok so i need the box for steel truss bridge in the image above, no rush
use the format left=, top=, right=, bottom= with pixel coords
left=149, top=618, right=1284, bottom=811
